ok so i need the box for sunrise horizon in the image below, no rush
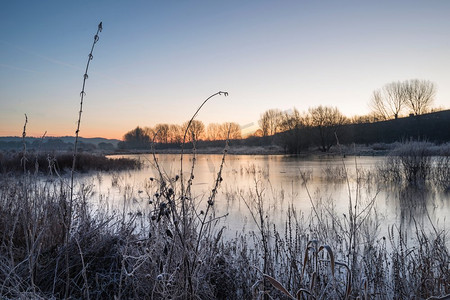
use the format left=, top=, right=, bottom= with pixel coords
left=2, top=1, right=450, bottom=141
left=1, top=3, right=449, bottom=297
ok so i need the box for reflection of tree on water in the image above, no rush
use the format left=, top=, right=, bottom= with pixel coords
left=396, top=185, right=436, bottom=230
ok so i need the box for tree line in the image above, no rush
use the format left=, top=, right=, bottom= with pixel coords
left=119, top=121, right=241, bottom=149
left=120, top=78, right=445, bottom=152
left=256, top=106, right=348, bottom=152
left=370, top=79, right=436, bottom=120
left=256, top=78, right=442, bottom=152
left=258, top=79, right=438, bottom=136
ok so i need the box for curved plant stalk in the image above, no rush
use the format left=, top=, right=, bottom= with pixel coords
left=66, top=21, right=102, bottom=298
left=263, top=274, right=296, bottom=299
left=335, top=261, right=352, bottom=299
left=296, top=288, right=315, bottom=300
left=173, top=91, right=227, bottom=297
left=178, top=91, right=228, bottom=233
left=179, top=91, right=228, bottom=193
left=263, top=240, right=348, bottom=299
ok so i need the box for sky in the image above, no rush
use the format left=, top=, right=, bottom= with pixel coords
left=1, top=1, right=450, bottom=139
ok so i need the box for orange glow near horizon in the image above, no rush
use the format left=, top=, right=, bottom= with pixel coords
left=1, top=2, right=450, bottom=140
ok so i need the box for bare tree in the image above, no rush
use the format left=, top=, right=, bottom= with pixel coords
left=258, top=112, right=270, bottom=136
left=206, top=122, right=242, bottom=140
left=404, top=79, right=436, bottom=115
left=279, top=108, right=304, bottom=132
left=278, top=108, right=309, bottom=153
left=169, top=124, right=183, bottom=143
left=252, top=129, right=264, bottom=137
left=350, top=113, right=378, bottom=124
left=370, top=79, right=435, bottom=119
left=221, top=122, right=242, bottom=140
left=182, top=120, right=205, bottom=142
left=258, top=109, right=283, bottom=136
left=370, top=90, right=391, bottom=120
left=370, top=81, right=406, bottom=120
left=144, top=126, right=155, bottom=138
left=308, top=105, right=347, bottom=152
left=206, top=123, right=221, bottom=141
left=154, top=123, right=170, bottom=144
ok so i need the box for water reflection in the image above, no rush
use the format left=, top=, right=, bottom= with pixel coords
left=98, top=154, right=449, bottom=240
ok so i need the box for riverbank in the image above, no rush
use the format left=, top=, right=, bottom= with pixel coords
left=112, top=141, right=450, bottom=157
left=0, top=151, right=141, bottom=174
left=110, top=143, right=392, bottom=156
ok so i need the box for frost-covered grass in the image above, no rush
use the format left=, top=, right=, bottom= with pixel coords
left=376, top=141, right=450, bottom=191
left=0, top=150, right=448, bottom=299
left=0, top=151, right=141, bottom=174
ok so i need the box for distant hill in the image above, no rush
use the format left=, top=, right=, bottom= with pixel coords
left=0, top=136, right=121, bottom=146
left=277, top=109, right=450, bottom=153
left=0, top=136, right=121, bottom=151
left=343, top=109, right=450, bottom=144
left=52, top=136, right=121, bottom=147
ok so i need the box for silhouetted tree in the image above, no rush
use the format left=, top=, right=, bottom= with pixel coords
left=278, top=108, right=310, bottom=153
left=206, top=123, right=221, bottom=141
left=258, top=109, right=282, bottom=136
left=169, top=124, right=183, bottom=143
left=207, top=122, right=242, bottom=140
left=120, top=126, right=151, bottom=149
left=222, top=122, right=242, bottom=140
left=308, top=106, right=347, bottom=152
left=370, top=79, right=436, bottom=120
left=370, top=81, right=406, bottom=120
left=183, top=120, right=205, bottom=142
left=349, top=113, right=378, bottom=124
left=279, top=108, right=305, bottom=132
left=404, top=79, right=436, bottom=115
left=253, top=129, right=264, bottom=137
left=144, top=127, right=155, bottom=140
left=154, top=123, right=170, bottom=144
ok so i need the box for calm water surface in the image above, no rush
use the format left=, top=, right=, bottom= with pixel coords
left=92, top=154, right=449, bottom=240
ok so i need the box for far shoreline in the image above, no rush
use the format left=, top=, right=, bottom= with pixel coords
left=106, top=144, right=391, bottom=157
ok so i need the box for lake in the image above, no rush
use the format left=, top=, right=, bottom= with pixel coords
left=91, top=154, right=449, bottom=243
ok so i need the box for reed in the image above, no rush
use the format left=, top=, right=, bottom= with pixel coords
left=241, top=144, right=448, bottom=299
left=377, top=141, right=450, bottom=191
left=0, top=152, right=449, bottom=298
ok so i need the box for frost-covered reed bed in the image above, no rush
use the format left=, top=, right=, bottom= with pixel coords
left=0, top=150, right=448, bottom=299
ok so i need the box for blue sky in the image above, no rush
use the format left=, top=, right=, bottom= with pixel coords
left=1, top=1, right=450, bottom=138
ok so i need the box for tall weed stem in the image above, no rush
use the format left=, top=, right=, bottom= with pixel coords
left=66, top=21, right=102, bottom=298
